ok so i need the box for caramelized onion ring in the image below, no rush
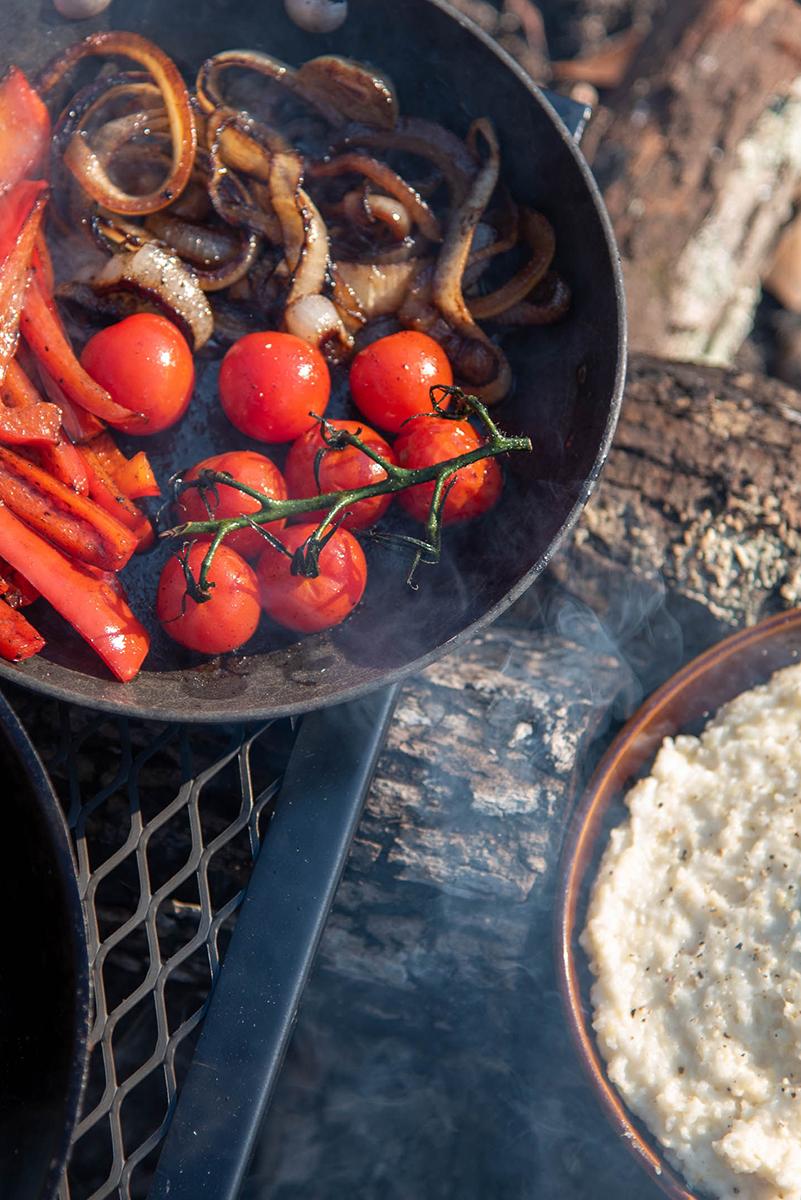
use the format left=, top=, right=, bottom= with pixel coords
left=468, top=210, right=555, bottom=319
left=295, top=56, right=398, bottom=129
left=341, top=190, right=412, bottom=241
left=431, top=119, right=510, bottom=403
left=196, top=50, right=343, bottom=126
left=39, top=32, right=196, bottom=215
left=268, top=152, right=329, bottom=302
left=94, top=242, right=214, bottom=348
left=340, top=118, right=477, bottom=204
left=496, top=272, right=571, bottom=325
left=310, top=152, right=441, bottom=242
left=144, top=212, right=261, bottom=292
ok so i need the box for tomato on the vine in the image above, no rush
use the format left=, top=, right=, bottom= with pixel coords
left=349, top=331, right=453, bottom=433
left=284, top=419, right=397, bottom=531
left=219, top=331, right=330, bottom=443
left=393, top=417, right=502, bottom=524
left=256, top=523, right=367, bottom=634
left=177, top=450, right=288, bottom=560
left=156, top=541, right=260, bottom=654
left=80, top=313, right=194, bottom=435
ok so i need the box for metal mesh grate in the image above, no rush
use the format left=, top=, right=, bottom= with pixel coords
left=9, top=691, right=296, bottom=1200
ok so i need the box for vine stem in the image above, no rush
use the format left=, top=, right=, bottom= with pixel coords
left=160, top=387, right=532, bottom=599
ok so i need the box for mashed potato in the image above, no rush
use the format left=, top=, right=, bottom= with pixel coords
left=581, top=663, right=801, bottom=1200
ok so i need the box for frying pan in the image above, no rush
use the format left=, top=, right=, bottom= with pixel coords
left=0, top=690, right=89, bottom=1200
left=1, top=0, right=626, bottom=722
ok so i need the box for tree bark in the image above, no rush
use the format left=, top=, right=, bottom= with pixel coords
left=587, top=0, right=801, bottom=365
left=548, top=352, right=801, bottom=625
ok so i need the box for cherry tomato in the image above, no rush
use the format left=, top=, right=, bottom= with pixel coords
left=219, top=331, right=330, bottom=443
left=177, top=451, right=288, bottom=560
left=349, top=331, right=453, bottom=434
left=80, top=313, right=194, bottom=436
left=256, top=523, right=367, bottom=634
left=156, top=541, right=260, bottom=654
left=393, top=417, right=502, bottom=524
left=284, top=420, right=397, bottom=531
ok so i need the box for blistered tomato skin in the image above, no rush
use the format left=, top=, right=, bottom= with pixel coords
left=256, top=523, right=367, bottom=634
left=393, top=418, right=503, bottom=524
left=284, top=419, right=397, bottom=530
left=80, top=313, right=195, bottom=435
left=177, top=451, right=288, bottom=560
left=156, top=542, right=261, bottom=654
left=349, top=331, right=454, bottom=434
left=218, top=331, right=330, bottom=443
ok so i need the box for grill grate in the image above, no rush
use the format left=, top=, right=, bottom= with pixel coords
left=8, top=691, right=296, bottom=1200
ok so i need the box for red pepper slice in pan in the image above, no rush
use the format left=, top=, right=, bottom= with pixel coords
left=0, top=597, right=44, bottom=662
left=0, top=558, right=39, bottom=607
left=0, top=183, right=48, bottom=386
left=0, top=445, right=138, bottom=571
left=36, top=364, right=106, bottom=443
left=32, top=227, right=54, bottom=294
left=0, top=503, right=149, bottom=682
left=0, top=402, right=61, bottom=445
left=21, top=274, right=147, bottom=428
left=80, top=445, right=155, bottom=551
left=0, top=67, right=51, bottom=194
left=4, top=360, right=91, bottom=494
left=86, top=432, right=160, bottom=499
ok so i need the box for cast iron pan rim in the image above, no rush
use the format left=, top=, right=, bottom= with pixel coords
left=0, top=690, right=91, bottom=1198
left=0, top=0, right=626, bottom=724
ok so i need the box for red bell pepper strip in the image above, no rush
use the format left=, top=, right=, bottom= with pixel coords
left=32, top=228, right=54, bottom=294
left=86, top=432, right=160, bottom=499
left=0, top=446, right=138, bottom=571
left=0, top=68, right=51, bottom=194
left=21, top=275, right=146, bottom=428
left=0, top=181, right=47, bottom=255
left=0, top=403, right=61, bottom=446
left=80, top=446, right=155, bottom=551
left=0, top=184, right=48, bottom=386
left=0, top=503, right=149, bottom=682
left=36, top=364, right=105, bottom=442
left=0, top=558, right=39, bottom=607
left=4, top=360, right=91, bottom=494
left=0, top=597, right=44, bottom=662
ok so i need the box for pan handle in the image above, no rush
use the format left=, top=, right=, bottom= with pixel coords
left=149, top=684, right=400, bottom=1200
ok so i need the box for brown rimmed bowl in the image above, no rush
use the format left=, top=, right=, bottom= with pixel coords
left=556, top=606, right=801, bottom=1200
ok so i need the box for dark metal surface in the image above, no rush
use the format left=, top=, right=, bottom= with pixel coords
left=150, top=686, right=399, bottom=1200
left=0, top=0, right=626, bottom=722
left=0, top=691, right=89, bottom=1200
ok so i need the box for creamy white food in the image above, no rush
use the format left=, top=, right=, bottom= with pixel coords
left=581, top=662, right=801, bottom=1200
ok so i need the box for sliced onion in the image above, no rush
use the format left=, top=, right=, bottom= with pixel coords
left=92, top=105, right=168, bottom=159
left=310, top=152, right=441, bottom=241
left=468, top=210, right=555, bottom=319
left=196, top=50, right=343, bottom=126
left=39, top=32, right=197, bottom=215
left=495, top=273, right=571, bottom=325
left=341, top=190, right=412, bottom=241
left=294, top=56, right=398, bottom=129
left=430, top=119, right=510, bottom=402
left=205, top=133, right=284, bottom=245
left=94, top=242, right=214, bottom=348
left=285, top=294, right=353, bottom=360
left=332, top=260, right=420, bottom=322
left=144, top=212, right=261, bottom=292
left=340, top=118, right=478, bottom=204
left=268, top=152, right=329, bottom=303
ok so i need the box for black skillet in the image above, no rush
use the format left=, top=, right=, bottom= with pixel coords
left=0, top=690, right=89, bottom=1200
left=1, top=0, right=626, bottom=722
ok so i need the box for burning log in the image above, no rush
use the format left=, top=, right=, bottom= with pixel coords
left=549, top=353, right=801, bottom=627
left=587, top=0, right=801, bottom=366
